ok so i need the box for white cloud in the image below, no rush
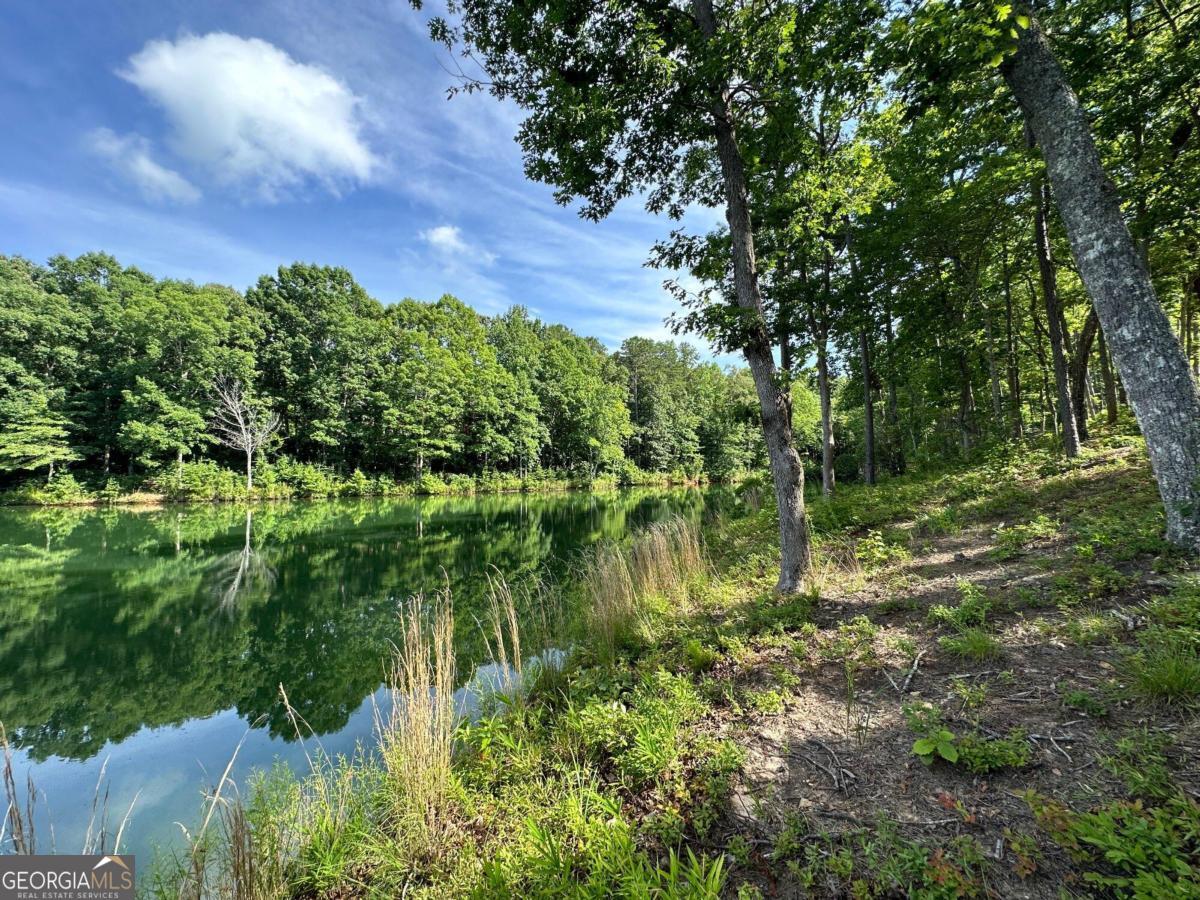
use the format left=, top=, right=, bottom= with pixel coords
left=88, top=128, right=201, bottom=204
left=120, top=32, right=378, bottom=200
left=420, top=224, right=496, bottom=265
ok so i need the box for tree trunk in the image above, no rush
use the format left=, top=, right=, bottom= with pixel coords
left=817, top=335, right=835, bottom=496
left=982, top=296, right=1004, bottom=421
left=1004, top=14, right=1200, bottom=550
left=245, top=449, right=253, bottom=492
left=860, top=328, right=876, bottom=485
left=1002, top=246, right=1024, bottom=438
left=692, top=0, right=811, bottom=591
left=1032, top=172, right=1080, bottom=456
left=957, top=351, right=976, bottom=452
left=883, top=303, right=905, bottom=473
left=1027, top=281, right=1056, bottom=436
left=1191, top=274, right=1200, bottom=377
left=1098, top=329, right=1119, bottom=425
left=177, top=447, right=185, bottom=480
left=850, top=244, right=876, bottom=485
left=1069, top=310, right=1099, bottom=442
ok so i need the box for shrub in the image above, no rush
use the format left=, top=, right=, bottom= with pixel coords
left=21, top=473, right=92, bottom=505
left=167, top=460, right=246, bottom=501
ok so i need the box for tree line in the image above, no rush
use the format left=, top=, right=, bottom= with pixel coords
left=0, top=254, right=771, bottom=491
left=424, top=0, right=1200, bottom=586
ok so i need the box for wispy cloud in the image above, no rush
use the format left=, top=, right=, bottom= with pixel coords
left=119, top=32, right=378, bottom=201
left=419, top=224, right=496, bottom=265
left=0, top=179, right=281, bottom=287
left=87, top=128, right=200, bottom=204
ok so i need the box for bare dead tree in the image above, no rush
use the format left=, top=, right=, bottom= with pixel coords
left=210, top=375, right=280, bottom=491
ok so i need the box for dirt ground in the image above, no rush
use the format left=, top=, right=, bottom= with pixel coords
left=703, top=460, right=1200, bottom=897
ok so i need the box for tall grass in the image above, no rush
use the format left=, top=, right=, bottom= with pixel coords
left=1, top=724, right=35, bottom=854
left=480, top=569, right=566, bottom=701
left=377, top=590, right=458, bottom=855
left=2, top=724, right=136, bottom=857
left=582, top=517, right=707, bottom=664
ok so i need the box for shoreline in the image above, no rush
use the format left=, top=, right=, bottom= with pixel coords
left=0, top=475, right=717, bottom=509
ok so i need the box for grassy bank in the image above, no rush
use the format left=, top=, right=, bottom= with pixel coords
left=0, top=459, right=709, bottom=507
left=156, top=427, right=1199, bottom=898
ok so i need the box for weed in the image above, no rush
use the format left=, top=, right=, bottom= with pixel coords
left=1129, top=629, right=1200, bottom=705
left=928, top=580, right=991, bottom=630
left=915, top=505, right=961, bottom=536
left=992, top=514, right=1058, bottom=559
left=1032, top=792, right=1200, bottom=897
left=956, top=730, right=1030, bottom=774
left=1062, top=689, right=1109, bottom=718
left=684, top=639, right=720, bottom=674
left=1100, top=729, right=1176, bottom=800
left=939, top=627, right=1003, bottom=662
left=745, top=689, right=785, bottom=716
left=904, top=705, right=1029, bottom=772
left=855, top=529, right=911, bottom=571
left=726, top=834, right=752, bottom=867
left=950, top=677, right=988, bottom=713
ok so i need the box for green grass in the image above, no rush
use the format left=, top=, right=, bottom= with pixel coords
left=1129, top=630, right=1200, bottom=706
left=939, top=627, right=1003, bottom=662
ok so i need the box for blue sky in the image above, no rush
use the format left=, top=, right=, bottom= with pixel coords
left=0, top=0, right=725, bottom=350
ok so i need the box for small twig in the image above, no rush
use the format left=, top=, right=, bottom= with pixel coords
left=792, top=751, right=838, bottom=790
left=901, top=650, right=926, bottom=694
left=1047, top=735, right=1073, bottom=763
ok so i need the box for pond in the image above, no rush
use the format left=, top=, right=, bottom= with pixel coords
left=0, top=488, right=715, bottom=864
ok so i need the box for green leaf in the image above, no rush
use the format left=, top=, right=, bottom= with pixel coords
left=913, top=737, right=936, bottom=756
left=938, top=742, right=959, bottom=763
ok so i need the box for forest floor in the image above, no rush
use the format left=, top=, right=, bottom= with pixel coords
left=160, top=426, right=1200, bottom=898
left=702, top=439, right=1199, bottom=897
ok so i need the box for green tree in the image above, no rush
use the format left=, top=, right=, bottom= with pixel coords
left=118, top=377, right=209, bottom=475
left=0, top=367, right=77, bottom=480
left=419, top=0, right=818, bottom=589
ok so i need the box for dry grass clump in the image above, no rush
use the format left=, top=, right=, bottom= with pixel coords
left=583, top=517, right=706, bottom=663
left=806, top=534, right=865, bottom=597
left=378, top=590, right=458, bottom=852
left=630, top=517, right=707, bottom=599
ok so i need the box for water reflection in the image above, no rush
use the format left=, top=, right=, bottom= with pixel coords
left=0, top=489, right=711, bottom=858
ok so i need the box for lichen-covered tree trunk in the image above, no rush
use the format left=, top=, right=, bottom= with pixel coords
left=692, top=0, right=811, bottom=591
left=1004, top=15, right=1200, bottom=550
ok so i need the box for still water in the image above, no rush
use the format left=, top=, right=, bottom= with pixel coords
left=0, top=488, right=711, bottom=863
